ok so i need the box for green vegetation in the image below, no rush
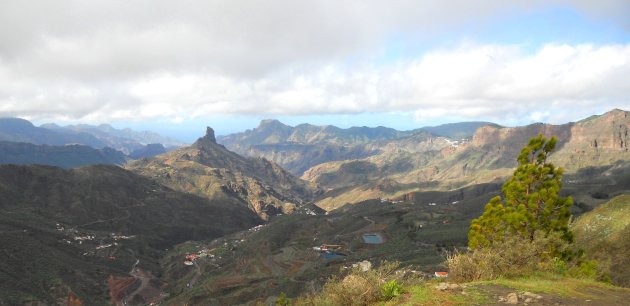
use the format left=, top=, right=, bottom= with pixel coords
left=469, top=135, right=573, bottom=249
left=380, top=279, right=404, bottom=300
left=449, top=135, right=587, bottom=282
left=572, top=194, right=630, bottom=286
left=295, top=262, right=406, bottom=306
left=275, top=292, right=291, bottom=305
left=392, top=282, right=489, bottom=305
left=397, top=275, right=629, bottom=306
left=447, top=231, right=575, bottom=282
left=475, top=275, right=620, bottom=298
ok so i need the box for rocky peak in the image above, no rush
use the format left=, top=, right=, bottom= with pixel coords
left=205, top=127, right=216, bottom=143
left=259, top=119, right=284, bottom=127
left=192, top=126, right=218, bottom=148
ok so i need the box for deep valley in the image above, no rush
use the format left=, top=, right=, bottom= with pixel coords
left=1, top=109, right=629, bottom=305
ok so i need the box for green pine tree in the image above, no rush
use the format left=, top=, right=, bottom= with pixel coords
left=468, top=134, right=573, bottom=249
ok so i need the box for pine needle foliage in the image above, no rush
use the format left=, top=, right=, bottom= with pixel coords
left=468, top=135, right=573, bottom=249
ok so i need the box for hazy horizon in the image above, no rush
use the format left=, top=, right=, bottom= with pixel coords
left=1, top=1, right=629, bottom=142
left=9, top=107, right=623, bottom=143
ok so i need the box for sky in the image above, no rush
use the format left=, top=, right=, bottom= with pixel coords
left=1, top=1, right=629, bottom=142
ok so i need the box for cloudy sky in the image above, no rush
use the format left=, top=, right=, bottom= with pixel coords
left=1, top=1, right=629, bottom=141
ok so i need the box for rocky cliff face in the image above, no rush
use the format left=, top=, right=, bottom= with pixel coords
left=465, top=109, right=629, bottom=170
left=569, top=109, right=629, bottom=150
left=549, top=109, right=630, bottom=170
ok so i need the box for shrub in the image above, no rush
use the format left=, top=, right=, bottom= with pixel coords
left=295, top=261, right=401, bottom=306
left=447, top=231, right=571, bottom=282
left=380, top=280, right=404, bottom=300
left=469, top=135, right=574, bottom=250
left=276, top=292, right=291, bottom=306
left=568, top=259, right=599, bottom=279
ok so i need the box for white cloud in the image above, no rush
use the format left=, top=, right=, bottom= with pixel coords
left=0, top=1, right=628, bottom=125
left=2, top=42, right=629, bottom=124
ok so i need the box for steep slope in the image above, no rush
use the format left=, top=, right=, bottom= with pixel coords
left=127, top=127, right=318, bottom=220
left=0, top=141, right=126, bottom=168
left=310, top=109, right=630, bottom=210
left=572, top=194, right=630, bottom=287
left=0, top=117, right=105, bottom=148
left=0, top=164, right=261, bottom=305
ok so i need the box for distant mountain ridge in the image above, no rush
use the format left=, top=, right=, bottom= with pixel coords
left=308, top=109, right=630, bottom=210
left=218, top=119, right=492, bottom=175
left=42, top=122, right=186, bottom=154
left=0, top=141, right=126, bottom=168
left=422, top=121, right=501, bottom=139
left=219, top=119, right=408, bottom=146
left=0, top=117, right=106, bottom=148
left=0, top=117, right=186, bottom=167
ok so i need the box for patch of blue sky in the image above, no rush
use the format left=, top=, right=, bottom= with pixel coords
left=477, top=6, right=629, bottom=50
left=376, top=5, right=629, bottom=64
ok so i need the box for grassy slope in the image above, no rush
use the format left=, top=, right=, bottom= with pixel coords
left=571, top=194, right=630, bottom=286
left=395, top=276, right=630, bottom=306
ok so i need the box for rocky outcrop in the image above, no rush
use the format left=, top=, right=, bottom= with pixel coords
left=205, top=126, right=217, bottom=143
left=569, top=109, right=629, bottom=150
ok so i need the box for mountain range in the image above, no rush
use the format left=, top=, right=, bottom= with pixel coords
left=0, top=117, right=106, bottom=148
left=0, top=117, right=187, bottom=167
left=1, top=108, right=629, bottom=305
left=0, top=141, right=126, bottom=168
left=218, top=120, right=494, bottom=175
left=42, top=122, right=185, bottom=154
left=306, top=109, right=630, bottom=210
